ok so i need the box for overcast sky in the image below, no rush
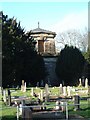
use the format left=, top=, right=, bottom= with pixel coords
left=1, top=1, right=88, bottom=34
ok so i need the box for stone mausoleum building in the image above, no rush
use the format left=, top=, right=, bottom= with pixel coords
left=30, top=22, right=56, bottom=55
left=30, top=23, right=59, bottom=86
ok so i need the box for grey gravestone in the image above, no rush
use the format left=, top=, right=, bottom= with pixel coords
left=67, top=86, right=71, bottom=97
left=31, top=87, right=34, bottom=96
left=63, top=86, right=67, bottom=96
left=22, top=100, right=32, bottom=120
left=73, top=95, right=80, bottom=111
left=60, top=101, right=66, bottom=111
left=8, top=89, right=11, bottom=106
left=59, top=84, right=63, bottom=94
left=45, top=84, right=49, bottom=102
left=3, top=90, right=6, bottom=102
left=21, top=80, right=26, bottom=92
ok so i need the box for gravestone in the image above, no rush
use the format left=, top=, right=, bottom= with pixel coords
left=31, top=88, right=34, bottom=96
left=67, top=86, right=71, bottom=97
left=3, top=90, right=6, bottom=102
left=85, top=78, right=88, bottom=88
left=55, top=100, right=60, bottom=110
left=60, top=101, right=66, bottom=112
left=79, top=78, right=82, bottom=87
left=21, top=80, right=26, bottom=92
left=73, top=95, right=80, bottom=111
left=63, top=86, right=67, bottom=96
left=59, top=84, right=63, bottom=94
left=45, top=84, right=49, bottom=102
left=8, top=89, right=11, bottom=106
left=22, top=100, right=32, bottom=120
left=23, top=82, right=26, bottom=92
left=41, top=90, right=43, bottom=101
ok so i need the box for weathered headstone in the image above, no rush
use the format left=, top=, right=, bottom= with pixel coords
left=21, top=80, right=25, bottom=92
left=8, top=89, right=11, bottom=106
left=45, top=84, right=49, bottom=102
left=3, top=90, right=6, bottom=102
left=59, top=84, right=63, bottom=94
left=22, top=107, right=32, bottom=120
left=63, top=86, right=67, bottom=96
left=22, top=100, right=32, bottom=120
left=41, top=90, right=43, bottom=101
left=73, top=95, right=80, bottom=111
left=23, top=82, right=26, bottom=92
left=85, top=78, right=88, bottom=88
left=31, top=88, right=34, bottom=96
left=79, top=78, right=82, bottom=87
left=55, top=100, right=60, bottom=110
left=67, top=86, right=71, bottom=97
left=60, top=101, right=66, bottom=111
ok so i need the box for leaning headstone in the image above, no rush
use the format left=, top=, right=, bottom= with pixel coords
left=85, top=78, right=88, bottom=88
left=73, top=95, right=80, bottom=111
left=8, top=89, right=11, bottom=106
left=45, top=84, right=49, bottom=102
left=63, top=86, right=67, bottom=96
left=59, top=84, right=63, bottom=94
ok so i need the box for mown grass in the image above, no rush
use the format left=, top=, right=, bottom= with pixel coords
left=0, top=86, right=90, bottom=119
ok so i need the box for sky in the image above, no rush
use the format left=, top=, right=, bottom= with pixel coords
left=1, top=1, right=88, bottom=34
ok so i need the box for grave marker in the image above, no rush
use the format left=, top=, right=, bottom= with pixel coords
left=85, top=78, right=88, bottom=88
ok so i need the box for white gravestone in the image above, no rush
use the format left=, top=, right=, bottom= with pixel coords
left=63, top=86, right=67, bottom=96
left=31, top=88, right=34, bottom=96
left=59, top=84, right=63, bottom=94
left=85, top=78, right=88, bottom=88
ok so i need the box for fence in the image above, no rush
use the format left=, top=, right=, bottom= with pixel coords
left=0, top=103, right=89, bottom=120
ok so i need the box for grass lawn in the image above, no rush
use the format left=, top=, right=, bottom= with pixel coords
left=0, top=87, right=90, bottom=119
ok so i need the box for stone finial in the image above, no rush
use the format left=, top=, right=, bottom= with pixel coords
left=38, top=22, right=40, bottom=28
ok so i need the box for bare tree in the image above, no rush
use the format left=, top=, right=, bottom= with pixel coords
left=56, top=28, right=88, bottom=52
